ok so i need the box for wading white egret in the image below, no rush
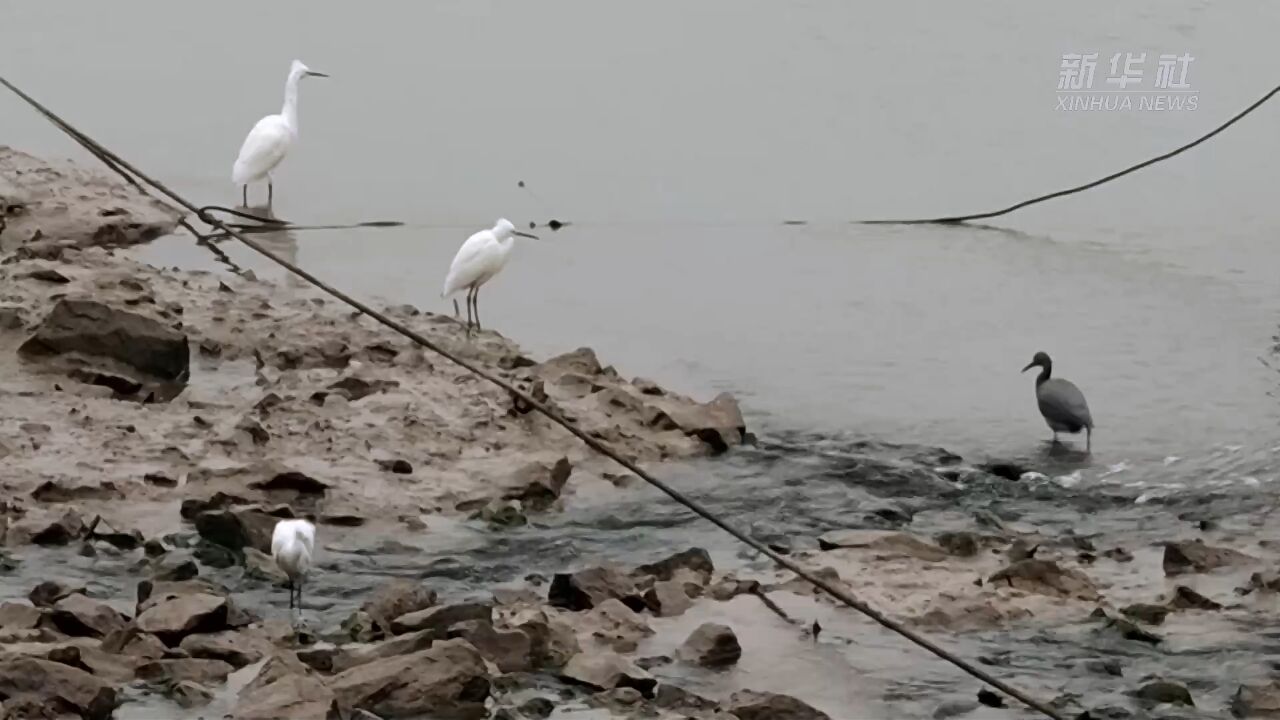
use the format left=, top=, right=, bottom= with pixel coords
left=232, top=59, right=328, bottom=208
left=270, top=518, right=316, bottom=615
left=441, top=218, right=538, bottom=334
left=1022, top=351, right=1094, bottom=452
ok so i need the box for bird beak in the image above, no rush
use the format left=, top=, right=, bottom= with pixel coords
left=1021, top=361, right=1036, bottom=373
left=306, top=71, right=330, bottom=78
left=514, top=231, right=539, bottom=240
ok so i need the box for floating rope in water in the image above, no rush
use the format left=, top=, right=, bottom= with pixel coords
left=863, top=82, right=1280, bottom=225
left=0, top=73, right=1067, bottom=720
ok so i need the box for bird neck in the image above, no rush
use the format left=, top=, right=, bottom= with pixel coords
left=1036, top=364, right=1052, bottom=386
left=281, top=69, right=303, bottom=132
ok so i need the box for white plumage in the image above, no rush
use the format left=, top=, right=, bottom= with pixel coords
left=442, top=218, right=538, bottom=335
left=271, top=518, right=316, bottom=612
left=232, top=59, right=327, bottom=208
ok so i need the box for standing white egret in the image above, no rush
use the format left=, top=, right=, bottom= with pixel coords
left=270, top=518, right=316, bottom=616
left=232, top=59, right=328, bottom=208
left=441, top=218, right=538, bottom=334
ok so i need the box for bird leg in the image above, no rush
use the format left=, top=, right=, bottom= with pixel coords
left=452, top=298, right=460, bottom=319
left=297, top=579, right=303, bottom=614
left=241, top=185, right=248, bottom=207
left=1086, top=428, right=1092, bottom=453
left=464, top=287, right=475, bottom=336
left=473, top=287, right=482, bottom=332
left=268, top=182, right=274, bottom=210
left=286, top=579, right=294, bottom=610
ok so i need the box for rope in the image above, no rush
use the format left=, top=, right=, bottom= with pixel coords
left=863, top=82, right=1280, bottom=225
left=0, top=74, right=1065, bottom=720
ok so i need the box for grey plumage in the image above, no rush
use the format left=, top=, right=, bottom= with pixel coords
left=1022, top=351, right=1093, bottom=451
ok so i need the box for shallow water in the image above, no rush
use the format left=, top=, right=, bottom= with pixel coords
left=5, top=1, right=1280, bottom=718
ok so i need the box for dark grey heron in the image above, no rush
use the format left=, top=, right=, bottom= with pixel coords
left=1021, top=351, right=1093, bottom=452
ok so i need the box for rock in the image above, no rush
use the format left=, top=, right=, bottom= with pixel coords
left=538, top=347, right=603, bottom=377
left=45, top=645, right=134, bottom=685
left=446, top=620, right=533, bottom=673
left=134, top=593, right=229, bottom=645
left=362, top=579, right=438, bottom=636
left=634, top=548, right=714, bottom=585
left=251, top=470, right=329, bottom=496
left=328, top=638, right=491, bottom=719
left=29, top=580, right=84, bottom=608
left=118, top=632, right=168, bottom=660
left=244, top=547, right=288, bottom=583
left=727, top=690, right=831, bottom=720
left=988, top=559, right=1099, bottom=600
left=328, top=376, right=398, bottom=402
left=1097, top=613, right=1163, bottom=645
left=677, top=623, right=741, bottom=667
left=1163, top=540, right=1254, bottom=576
left=153, top=557, right=200, bottom=582
left=657, top=392, right=745, bottom=453
left=511, top=609, right=580, bottom=670
left=26, top=510, right=87, bottom=546
left=233, top=655, right=336, bottom=720
left=655, top=684, right=718, bottom=713
left=935, top=531, right=981, bottom=558
left=0, top=599, right=42, bottom=627
left=389, top=602, right=492, bottom=637
left=179, top=629, right=272, bottom=668
left=341, top=610, right=379, bottom=643
left=170, top=680, right=213, bottom=709
left=580, top=598, right=654, bottom=653
left=30, top=480, right=122, bottom=503
left=1232, top=682, right=1280, bottom=717
left=518, top=696, right=557, bottom=718
left=136, top=657, right=235, bottom=685
left=194, top=507, right=277, bottom=553
left=817, top=530, right=947, bottom=561
left=561, top=650, right=655, bottom=697
left=1103, top=547, right=1134, bottom=563
left=19, top=298, right=189, bottom=381
left=0, top=656, right=117, bottom=720
left=479, top=498, right=527, bottom=527
left=1120, top=604, right=1169, bottom=625
left=1132, top=680, right=1194, bottom=707
left=642, top=579, right=695, bottom=617
left=51, top=593, right=128, bottom=638
left=549, top=566, right=644, bottom=611
left=1168, top=585, right=1223, bottom=611
left=375, top=458, right=413, bottom=474
left=502, top=458, right=572, bottom=511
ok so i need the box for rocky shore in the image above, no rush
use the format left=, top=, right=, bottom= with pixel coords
left=3, top=147, right=1280, bottom=719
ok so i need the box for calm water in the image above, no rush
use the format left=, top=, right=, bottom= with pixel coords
left=5, top=2, right=1280, bottom=717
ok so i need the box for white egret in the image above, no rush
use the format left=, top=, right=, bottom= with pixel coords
left=1021, top=351, right=1094, bottom=452
left=441, top=218, right=538, bottom=334
left=232, top=59, right=328, bottom=208
left=270, top=518, right=316, bottom=615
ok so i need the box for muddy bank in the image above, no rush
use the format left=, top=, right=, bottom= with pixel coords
left=2, top=150, right=1278, bottom=719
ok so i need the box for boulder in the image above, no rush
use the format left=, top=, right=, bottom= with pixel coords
left=29, top=580, right=84, bottom=608
left=727, top=690, right=831, bottom=720
left=549, top=566, right=644, bottom=611
left=988, top=560, right=1099, bottom=600
left=816, top=530, right=946, bottom=561
left=579, top=599, right=653, bottom=653
left=634, top=547, right=714, bottom=585
left=1133, top=680, right=1194, bottom=707
left=389, top=602, right=492, bottom=637
left=1120, top=604, right=1169, bottom=625
left=19, top=298, right=189, bottom=381
left=179, top=629, right=273, bottom=668
left=0, top=656, right=117, bottom=720
left=510, top=609, right=580, bottom=670
left=1232, top=682, right=1280, bottom=717
left=560, top=650, right=655, bottom=697
left=446, top=620, right=534, bottom=673
left=134, top=593, right=229, bottom=645
left=1163, top=540, right=1254, bottom=576
left=502, top=458, right=572, bottom=511
left=194, top=507, right=277, bottom=553
left=362, top=579, right=438, bottom=635
left=0, top=602, right=43, bottom=630
left=934, top=531, right=981, bottom=558
left=136, top=658, right=235, bottom=685
left=234, top=654, right=336, bottom=720
left=328, top=639, right=491, bottom=719
left=677, top=623, right=741, bottom=667
left=1167, top=585, right=1223, bottom=611
left=642, top=579, right=695, bottom=617
left=171, top=680, right=214, bottom=709
left=51, top=593, right=128, bottom=638
left=656, top=392, right=745, bottom=453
